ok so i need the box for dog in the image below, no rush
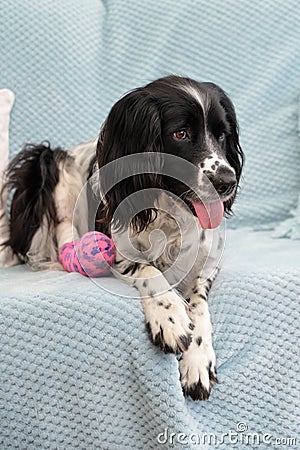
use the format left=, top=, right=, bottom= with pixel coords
left=0, top=75, right=244, bottom=400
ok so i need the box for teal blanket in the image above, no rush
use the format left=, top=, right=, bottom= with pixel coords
left=1, top=230, right=299, bottom=449
left=1, top=0, right=300, bottom=448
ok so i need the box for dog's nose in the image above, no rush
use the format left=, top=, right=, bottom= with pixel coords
left=207, top=167, right=237, bottom=197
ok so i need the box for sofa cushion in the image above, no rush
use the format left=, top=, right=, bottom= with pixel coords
left=99, top=0, right=300, bottom=229
left=1, top=0, right=299, bottom=230
left=0, top=0, right=106, bottom=154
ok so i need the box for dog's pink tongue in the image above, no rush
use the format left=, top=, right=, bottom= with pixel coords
left=192, top=200, right=224, bottom=229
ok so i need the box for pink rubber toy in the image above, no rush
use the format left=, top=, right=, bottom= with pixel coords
left=59, top=231, right=116, bottom=277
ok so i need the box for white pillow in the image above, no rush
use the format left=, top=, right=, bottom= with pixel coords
left=0, top=89, right=19, bottom=267
left=0, top=89, right=14, bottom=180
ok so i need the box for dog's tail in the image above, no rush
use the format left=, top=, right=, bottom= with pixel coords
left=3, top=142, right=67, bottom=259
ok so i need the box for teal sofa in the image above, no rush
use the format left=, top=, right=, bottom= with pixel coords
left=0, top=1, right=299, bottom=449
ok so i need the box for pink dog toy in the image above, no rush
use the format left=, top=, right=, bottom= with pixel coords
left=59, top=231, right=116, bottom=277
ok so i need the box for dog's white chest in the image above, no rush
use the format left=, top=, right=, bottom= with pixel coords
left=115, top=193, right=222, bottom=296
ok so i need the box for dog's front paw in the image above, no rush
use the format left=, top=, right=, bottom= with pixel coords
left=144, top=291, right=194, bottom=355
left=179, top=339, right=217, bottom=400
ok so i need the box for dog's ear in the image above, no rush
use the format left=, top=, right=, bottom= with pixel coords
left=204, top=82, right=244, bottom=182
left=97, top=88, right=164, bottom=231
left=219, top=92, right=244, bottom=184
left=221, top=92, right=245, bottom=214
left=204, top=83, right=245, bottom=214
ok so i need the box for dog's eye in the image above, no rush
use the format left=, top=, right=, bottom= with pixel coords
left=173, top=130, right=189, bottom=141
left=218, top=132, right=225, bottom=142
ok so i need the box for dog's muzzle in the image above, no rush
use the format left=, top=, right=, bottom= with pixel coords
left=207, top=166, right=237, bottom=198
left=189, top=166, right=237, bottom=230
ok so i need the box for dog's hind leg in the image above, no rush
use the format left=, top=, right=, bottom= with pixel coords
left=54, top=161, right=80, bottom=246
left=54, top=155, right=92, bottom=275
left=54, top=143, right=94, bottom=250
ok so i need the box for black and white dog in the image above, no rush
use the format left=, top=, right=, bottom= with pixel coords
left=0, top=76, right=244, bottom=400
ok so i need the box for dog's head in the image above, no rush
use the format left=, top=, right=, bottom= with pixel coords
left=97, top=75, right=244, bottom=231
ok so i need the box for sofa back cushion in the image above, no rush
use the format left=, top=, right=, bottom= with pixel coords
left=1, top=0, right=299, bottom=229
left=0, top=0, right=106, bottom=153
left=99, top=0, right=300, bottom=229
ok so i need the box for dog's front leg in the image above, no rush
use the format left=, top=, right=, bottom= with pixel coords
left=115, top=258, right=194, bottom=354
left=179, top=276, right=218, bottom=400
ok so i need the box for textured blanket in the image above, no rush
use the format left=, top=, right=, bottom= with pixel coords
left=1, top=230, right=299, bottom=449
left=1, top=0, right=299, bottom=448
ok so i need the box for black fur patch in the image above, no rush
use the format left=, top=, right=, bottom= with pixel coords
left=3, top=142, right=67, bottom=257
left=208, top=361, right=218, bottom=385
left=179, top=334, right=192, bottom=351
left=121, top=262, right=141, bottom=276
left=183, top=381, right=210, bottom=401
left=196, top=336, right=202, bottom=346
left=153, top=326, right=174, bottom=354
